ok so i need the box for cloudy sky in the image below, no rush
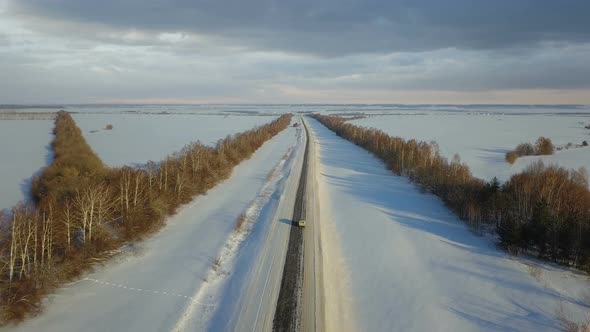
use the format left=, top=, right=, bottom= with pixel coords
left=1, top=0, right=590, bottom=104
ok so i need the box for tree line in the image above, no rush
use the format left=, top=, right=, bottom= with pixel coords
left=0, top=111, right=292, bottom=323
left=313, top=114, right=590, bottom=272
left=505, top=137, right=554, bottom=164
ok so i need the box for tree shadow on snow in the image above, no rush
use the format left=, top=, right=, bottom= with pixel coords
left=17, top=141, right=54, bottom=210
left=308, top=118, right=586, bottom=330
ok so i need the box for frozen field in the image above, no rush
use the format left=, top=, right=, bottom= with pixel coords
left=0, top=120, right=53, bottom=211
left=308, top=117, right=590, bottom=331
left=351, top=112, right=590, bottom=183
left=72, top=113, right=278, bottom=166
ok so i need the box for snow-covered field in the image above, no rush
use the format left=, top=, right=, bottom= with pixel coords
left=0, top=110, right=279, bottom=210
left=72, top=113, right=277, bottom=166
left=351, top=112, right=590, bottom=183
left=308, top=117, right=590, bottom=332
left=0, top=120, right=53, bottom=211
left=2, top=105, right=590, bottom=331
left=4, top=123, right=300, bottom=332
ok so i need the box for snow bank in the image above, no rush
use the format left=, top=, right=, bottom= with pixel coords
left=309, top=118, right=590, bottom=332
left=0, top=120, right=53, bottom=211
left=174, top=129, right=300, bottom=331
left=205, top=128, right=304, bottom=331
left=72, top=113, right=277, bottom=166
left=351, top=113, right=590, bottom=185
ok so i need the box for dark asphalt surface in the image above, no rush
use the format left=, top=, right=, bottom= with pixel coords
left=272, top=118, right=309, bottom=332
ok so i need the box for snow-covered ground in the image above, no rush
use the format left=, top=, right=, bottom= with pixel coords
left=2, top=105, right=589, bottom=331
left=308, top=117, right=590, bottom=332
left=205, top=119, right=305, bottom=331
left=3, top=124, right=299, bottom=332
left=351, top=113, right=590, bottom=184
left=72, top=113, right=277, bottom=166
left=0, top=120, right=53, bottom=211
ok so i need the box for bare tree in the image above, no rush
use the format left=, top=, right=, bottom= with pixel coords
left=63, top=199, right=73, bottom=250
left=74, top=184, right=116, bottom=243
left=40, top=205, right=54, bottom=270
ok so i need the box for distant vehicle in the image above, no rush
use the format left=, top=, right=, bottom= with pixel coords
left=297, top=219, right=306, bottom=227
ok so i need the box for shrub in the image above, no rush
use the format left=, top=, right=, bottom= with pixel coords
left=583, top=141, right=588, bottom=147
left=105, top=124, right=113, bottom=130
left=535, top=136, right=554, bottom=155
left=504, top=137, right=554, bottom=164
left=235, top=213, right=248, bottom=231
left=505, top=151, right=518, bottom=164
left=515, top=143, right=535, bottom=156
left=526, top=264, right=543, bottom=282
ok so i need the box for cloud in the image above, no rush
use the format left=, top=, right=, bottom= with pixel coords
left=8, top=0, right=590, bottom=56
left=0, top=33, right=9, bottom=46
left=1, top=0, right=590, bottom=103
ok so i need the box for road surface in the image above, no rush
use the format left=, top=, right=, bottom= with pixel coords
left=209, top=117, right=307, bottom=331
left=273, top=116, right=324, bottom=332
left=300, top=117, right=326, bottom=332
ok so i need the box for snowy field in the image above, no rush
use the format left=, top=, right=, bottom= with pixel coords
left=308, top=117, right=590, bottom=332
left=1, top=105, right=589, bottom=330
left=0, top=120, right=53, bottom=211
left=4, top=124, right=300, bottom=332
left=72, top=113, right=277, bottom=166
left=351, top=112, right=590, bottom=183
left=0, top=109, right=280, bottom=210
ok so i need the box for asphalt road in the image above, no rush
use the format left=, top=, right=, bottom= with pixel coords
left=272, top=117, right=309, bottom=331
left=272, top=116, right=324, bottom=332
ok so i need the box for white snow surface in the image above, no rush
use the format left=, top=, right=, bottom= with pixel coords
left=351, top=113, right=590, bottom=184
left=72, top=113, right=277, bottom=166
left=203, top=123, right=305, bottom=332
left=309, top=118, right=590, bottom=332
left=3, top=124, right=298, bottom=332
left=176, top=123, right=303, bottom=331
left=0, top=120, right=53, bottom=211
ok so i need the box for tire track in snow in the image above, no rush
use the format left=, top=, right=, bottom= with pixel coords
left=74, top=278, right=215, bottom=306
left=173, top=134, right=300, bottom=331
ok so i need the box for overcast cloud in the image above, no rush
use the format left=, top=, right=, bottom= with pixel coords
left=2, top=0, right=590, bottom=104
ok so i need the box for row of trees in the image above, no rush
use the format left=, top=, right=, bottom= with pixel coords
left=0, top=112, right=57, bottom=120
left=0, top=111, right=292, bottom=323
left=313, top=114, right=590, bottom=271
left=505, top=136, right=554, bottom=164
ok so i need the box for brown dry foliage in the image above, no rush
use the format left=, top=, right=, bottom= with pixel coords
left=235, top=213, right=248, bottom=231
left=505, top=137, right=554, bottom=163
left=505, top=151, right=518, bottom=164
